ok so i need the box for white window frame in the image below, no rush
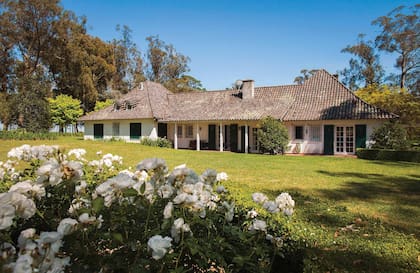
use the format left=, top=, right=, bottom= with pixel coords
left=335, top=126, right=355, bottom=154
left=310, top=126, right=321, bottom=142
left=177, top=125, right=183, bottom=138
left=185, top=125, right=193, bottom=138
left=112, top=122, right=120, bottom=136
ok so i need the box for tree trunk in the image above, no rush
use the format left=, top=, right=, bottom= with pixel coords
left=400, top=54, right=407, bottom=89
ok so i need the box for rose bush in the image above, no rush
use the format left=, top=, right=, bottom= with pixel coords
left=0, top=145, right=297, bottom=272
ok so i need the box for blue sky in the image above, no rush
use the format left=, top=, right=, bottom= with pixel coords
left=61, top=0, right=417, bottom=90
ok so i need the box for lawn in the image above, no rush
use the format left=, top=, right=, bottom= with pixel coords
left=1, top=136, right=419, bottom=272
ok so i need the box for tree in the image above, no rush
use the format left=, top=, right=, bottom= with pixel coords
left=372, top=5, right=419, bottom=91
left=294, top=69, right=319, bottom=84
left=111, top=25, right=145, bottom=93
left=48, top=25, right=116, bottom=111
left=163, top=75, right=205, bottom=92
left=145, top=35, right=201, bottom=92
left=355, top=84, right=420, bottom=138
left=340, top=34, right=384, bottom=90
left=257, top=116, right=289, bottom=154
left=0, top=0, right=63, bottom=75
left=370, top=121, right=410, bottom=150
left=49, top=94, right=83, bottom=133
left=94, top=99, right=114, bottom=111
left=10, top=70, right=51, bottom=132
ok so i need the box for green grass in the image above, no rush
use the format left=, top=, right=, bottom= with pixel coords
left=1, top=136, right=419, bottom=273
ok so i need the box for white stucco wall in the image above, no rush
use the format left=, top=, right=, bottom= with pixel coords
left=285, top=120, right=385, bottom=154
left=83, top=119, right=158, bottom=141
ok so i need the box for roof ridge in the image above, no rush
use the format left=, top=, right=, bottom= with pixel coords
left=256, top=84, right=299, bottom=89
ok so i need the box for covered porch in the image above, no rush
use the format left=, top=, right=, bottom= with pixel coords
left=161, top=121, right=259, bottom=153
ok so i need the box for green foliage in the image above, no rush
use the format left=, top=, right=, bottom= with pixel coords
left=340, top=34, right=384, bottom=90
left=257, top=116, right=289, bottom=154
left=0, top=130, right=57, bottom=140
left=111, top=25, right=145, bottom=93
left=372, top=5, right=419, bottom=91
left=145, top=35, right=202, bottom=92
left=140, top=137, right=172, bottom=148
left=49, top=94, right=83, bottom=132
left=355, top=84, right=420, bottom=139
left=356, top=148, right=420, bottom=163
left=94, top=99, right=114, bottom=111
left=0, top=145, right=297, bottom=272
left=369, top=121, right=410, bottom=150
left=11, top=71, right=51, bottom=132
left=0, top=138, right=419, bottom=273
left=294, top=69, right=319, bottom=84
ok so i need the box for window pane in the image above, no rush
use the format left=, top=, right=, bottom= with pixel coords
left=177, top=126, right=183, bottom=137
left=186, top=125, right=193, bottom=138
left=310, top=126, right=321, bottom=141
left=112, top=123, right=119, bottom=136
left=295, top=126, right=303, bottom=139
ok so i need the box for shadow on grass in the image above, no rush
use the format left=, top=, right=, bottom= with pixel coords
left=313, top=171, right=420, bottom=236
left=369, top=160, right=420, bottom=168
left=315, top=170, right=420, bottom=205
left=306, top=247, right=419, bottom=273
left=263, top=190, right=420, bottom=273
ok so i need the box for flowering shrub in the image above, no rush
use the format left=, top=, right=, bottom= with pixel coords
left=0, top=145, right=296, bottom=272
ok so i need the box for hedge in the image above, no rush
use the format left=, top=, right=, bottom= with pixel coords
left=356, top=148, right=420, bottom=163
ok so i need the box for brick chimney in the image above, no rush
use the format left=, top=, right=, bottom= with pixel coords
left=241, top=79, right=254, bottom=99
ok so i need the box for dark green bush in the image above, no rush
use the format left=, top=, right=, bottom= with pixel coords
left=140, top=137, right=172, bottom=148
left=0, top=129, right=57, bottom=140
left=257, top=116, right=289, bottom=154
left=370, top=121, right=410, bottom=150
left=356, top=148, right=420, bottom=163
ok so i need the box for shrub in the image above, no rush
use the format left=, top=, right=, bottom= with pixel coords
left=140, top=137, right=172, bottom=148
left=0, top=129, right=57, bottom=140
left=0, top=145, right=297, bottom=272
left=370, top=121, right=410, bottom=150
left=257, top=116, right=289, bottom=154
left=356, top=148, right=420, bottom=163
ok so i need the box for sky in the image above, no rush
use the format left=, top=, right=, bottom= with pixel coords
left=61, top=0, right=418, bottom=90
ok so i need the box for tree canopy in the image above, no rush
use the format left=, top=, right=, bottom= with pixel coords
left=340, top=5, right=419, bottom=92
left=48, top=94, right=83, bottom=133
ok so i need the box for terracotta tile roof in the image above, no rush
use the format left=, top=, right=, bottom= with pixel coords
left=279, top=70, right=397, bottom=121
left=161, top=90, right=292, bottom=122
left=79, top=81, right=171, bottom=121
left=79, top=69, right=397, bottom=122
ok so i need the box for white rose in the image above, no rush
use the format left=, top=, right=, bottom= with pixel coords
left=147, top=235, right=172, bottom=260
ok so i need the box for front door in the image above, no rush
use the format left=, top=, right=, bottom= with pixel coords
left=208, top=125, right=216, bottom=150
left=130, top=123, right=142, bottom=140
left=93, top=124, right=104, bottom=139
left=323, top=125, right=334, bottom=155
left=355, top=124, right=367, bottom=149
left=335, top=126, right=354, bottom=154
left=230, top=124, right=238, bottom=152
left=158, top=123, right=167, bottom=138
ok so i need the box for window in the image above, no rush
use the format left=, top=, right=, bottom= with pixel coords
left=112, top=123, right=120, bottom=136
left=295, top=126, right=303, bottom=140
left=186, top=125, right=193, bottom=138
left=177, top=125, right=183, bottom=137
left=336, top=126, right=354, bottom=153
left=310, top=126, right=321, bottom=142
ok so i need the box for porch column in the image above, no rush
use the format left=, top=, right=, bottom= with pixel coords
left=174, top=123, right=178, bottom=150
left=196, top=123, right=200, bottom=151
left=219, top=123, right=224, bottom=152
left=245, top=124, right=249, bottom=154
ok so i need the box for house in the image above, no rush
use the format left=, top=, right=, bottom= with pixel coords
left=79, top=70, right=396, bottom=155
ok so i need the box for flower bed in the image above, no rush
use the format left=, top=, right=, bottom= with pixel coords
left=0, top=145, right=297, bottom=272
